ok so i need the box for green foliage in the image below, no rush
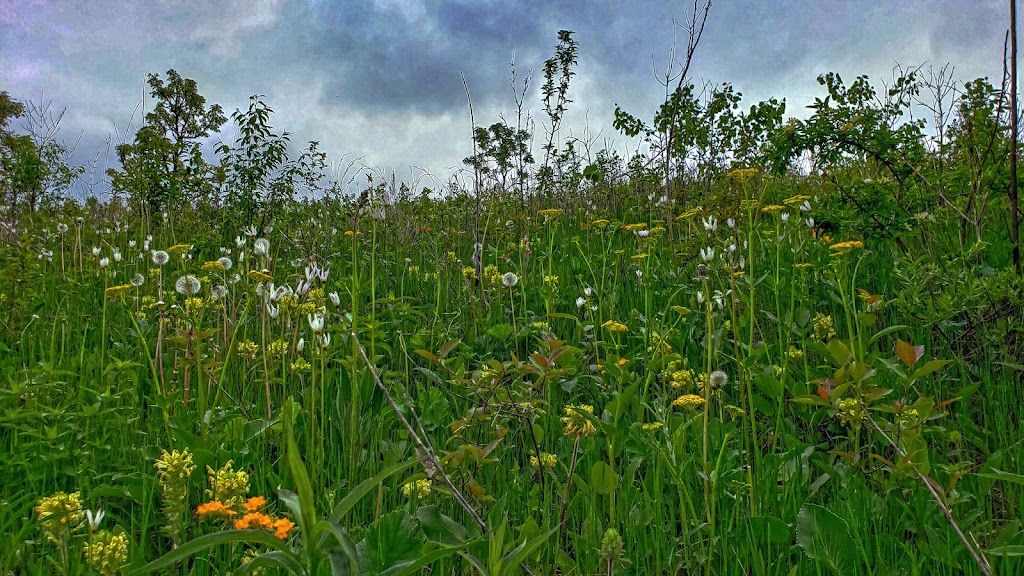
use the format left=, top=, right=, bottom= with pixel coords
left=109, top=69, right=226, bottom=215
left=217, top=95, right=327, bottom=229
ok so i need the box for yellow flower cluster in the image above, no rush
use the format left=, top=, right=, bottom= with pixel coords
left=543, top=274, right=559, bottom=287
left=621, top=222, right=648, bottom=231
left=290, top=357, right=312, bottom=373
left=206, top=461, right=250, bottom=507
left=601, top=320, right=628, bottom=333
left=787, top=346, right=804, bottom=361
left=529, top=452, right=559, bottom=469
left=538, top=208, right=564, bottom=218
left=105, top=284, right=133, bottom=298
left=812, top=313, right=837, bottom=342
left=675, top=209, right=701, bottom=221
left=401, top=479, right=432, bottom=499
left=82, top=531, right=129, bottom=576
left=647, top=330, right=673, bottom=355
left=248, top=270, right=273, bottom=282
left=201, top=260, right=226, bottom=271
left=185, top=296, right=208, bottom=315
left=268, top=339, right=289, bottom=356
left=672, top=394, right=706, bottom=409
left=662, top=359, right=695, bottom=389
left=166, top=243, right=193, bottom=255
left=155, top=449, right=195, bottom=503
left=837, top=398, right=865, bottom=425
left=461, top=266, right=478, bottom=281
left=34, top=491, right=84, bottom=542
left=784, top=194, right=811, bottom=205
left=238, top=340, right=259, bottom=360
left=830, top=240, right=865, bottom=253
left=641, top=422, right=664, bottom=432
left=482, top=264, right=502, bottom=286
left=761, top=204, right=785, bottom=213
left=561, top=404, right=597, bottom=437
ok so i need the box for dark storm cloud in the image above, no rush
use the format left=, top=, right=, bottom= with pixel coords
left=0, top=0, right=1012, bottom=191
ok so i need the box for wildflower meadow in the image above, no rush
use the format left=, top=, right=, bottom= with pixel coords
left=2, top=20, right=1024, bottom=576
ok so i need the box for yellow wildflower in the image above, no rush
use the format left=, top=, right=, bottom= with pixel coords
left=538, top=208, right=564, bottom=218
left=201, top=260, right=226, bottom=271
left=830, top=240, right=864, bottom=253
left=601, top=320, right=628, bottom=333
left=105, top=284, right=133, bottom=298
left=401, top=479, right=432, bottom=499
left=561, top=404, right=597, bottom=437
left=35, top=491, right=84, bottom=542
left=672, top=394, right=706, bottom=408
left=247, top=270, right=273, bottom=282
left=761, top=204, right=785, bottom=213
left=82, top=531, right=129, bottom=576
left=166, top=243, right=193, bottom=255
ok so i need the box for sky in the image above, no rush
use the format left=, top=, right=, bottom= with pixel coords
left=0, top=0, right=1011, bottom=196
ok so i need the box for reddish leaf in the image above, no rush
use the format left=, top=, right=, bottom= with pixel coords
left=895, top=339, right=924, bottom=367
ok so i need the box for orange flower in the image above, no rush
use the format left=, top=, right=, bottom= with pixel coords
left=273, top=517, right=295, bottom=540
left=196, top=500, right=237, bottom=518
left=244, top=496, right=267, bottom=512
left=235, top=512, right=275, bottom=531
left=618, top=358, right=628, bottom=366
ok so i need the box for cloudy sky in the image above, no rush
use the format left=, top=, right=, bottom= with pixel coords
left=0, top=0, right=1010, bottom=195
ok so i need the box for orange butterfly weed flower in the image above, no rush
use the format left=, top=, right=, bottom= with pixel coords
left=244, top=496, right=267, bottom=512
left=273, top=517, right=295, bottom=540
left=235, top=512, right=275, bottom=531
left=196, top=500, right=237, bottom=518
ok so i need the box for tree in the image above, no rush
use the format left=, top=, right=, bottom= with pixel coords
left=109, top=69, right=226, bottom=216
left=0, top=91, right=81, bottom=212
left=462, top=122, right=534, bottom=193
left=218, top=95, right=326, bottom=229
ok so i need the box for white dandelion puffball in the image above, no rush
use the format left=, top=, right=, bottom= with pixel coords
left=152, top=250, right=170, bottom=266
left=501, top=272, right=519, bottom=288
left=175, top=275, right=201, bottom=295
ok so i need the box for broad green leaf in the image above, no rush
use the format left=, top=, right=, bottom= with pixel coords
left=132, top=530, right=291, bottom=574
left=438, top=338, right=461, bottom=359
left=870, top=324, right=909, bottom=344
left=909, top=359, right=951, bottom=381
left=795, top=504, right=859, bottom=576
left=590, top=461, right=618, bottom=495
left=486, top=324, right=514, bottom=340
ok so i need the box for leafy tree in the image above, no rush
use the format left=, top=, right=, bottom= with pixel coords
left=217, top=95, right=326, bottom=229
left=768, top=71, right=929, bottom=241
left=538, top=30, right=579, bottom=196
left=0, top=92, right=81, bottom=212
left=462, top=122, right=533, bottom=193
left=109, top=70, right=226, bottom=216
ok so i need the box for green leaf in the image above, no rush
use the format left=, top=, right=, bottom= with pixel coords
left=795, top=504, right=859, bottom=576
left=486, top=324, right=514, bottom=340
left=357, top=510, right=424, bottom=573
left=870, top=324, right=909, bottom=344
left=987, top=545, right=1024, bottom=556
left=826, top=340, right=851, bottom=366
left=976, top=468, right=1024, bottom=485
left=380, top=542, right=471, bottom=576
left=131, top=530, right=291, bottom=574
left=283, top=398, right=317, bottom=541
left=754, top=373, right=784, bottom=400
left=909, top=359, right=950, bottom=381
left=438, top=338, right=461, bottom=359
left=590, top=461, right=618, bottom=495
left=417, top=505, right=476, bottom=545
left=744, top=515, right=791, bottom=544
left=502, top=525, right=559, bottom=570
left=328, top=457, right=418, bottom=523
left=415, top=348, right=440, bottom=364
